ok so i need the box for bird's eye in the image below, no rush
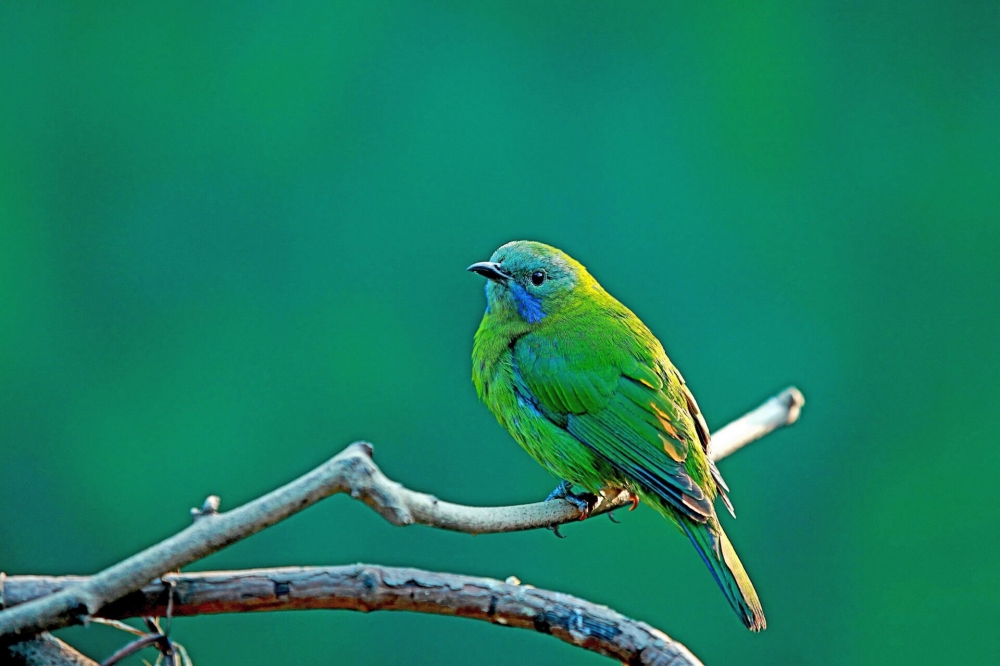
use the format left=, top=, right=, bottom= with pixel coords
left=531, top=270, right=546, bottom=286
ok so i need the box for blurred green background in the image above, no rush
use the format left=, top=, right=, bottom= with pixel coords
left=2, top=2, right=998, bottom=664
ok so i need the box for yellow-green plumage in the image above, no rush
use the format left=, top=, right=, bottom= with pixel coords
left=470, top=240, right=765, bottom=631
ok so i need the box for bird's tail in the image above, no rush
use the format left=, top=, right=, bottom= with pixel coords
left=680, top=519, right=766, bottom=631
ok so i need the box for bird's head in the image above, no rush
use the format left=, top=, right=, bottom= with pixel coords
left=468, top=240, right=594, bottom=325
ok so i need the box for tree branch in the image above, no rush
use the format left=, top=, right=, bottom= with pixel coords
left=6, top=634, right=98, bottom=666
left=4, top=566, right=703, bottom=666
left=0, top=386, right=803, bottom=664
left=710, top=387, right=804, bottom=461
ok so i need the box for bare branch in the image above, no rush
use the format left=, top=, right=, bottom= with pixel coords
left=335, top=384, right=805, bottom=534
left=0, top=441, right=368, bottom=638
left=710, top=387, right=804, bottom=461
left=4, top=566, right=703, bottom=666
left=6, top=634, right=97, bottom=666
left=0, top=386, right=803, bottom=659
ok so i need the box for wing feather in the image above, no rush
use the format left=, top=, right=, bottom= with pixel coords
left=512, top=328, right=720, bottom=524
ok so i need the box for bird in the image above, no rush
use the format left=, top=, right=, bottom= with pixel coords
left=468, top=240, right=765, bottom=631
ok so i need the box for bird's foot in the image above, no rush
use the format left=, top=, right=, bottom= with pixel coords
left=599, top=488, right=638, bottom=523
left=547, top=524, right=566, bottom=538
left=545, top=480, right=599, bottom=521
left=545, top=480, right=573, bottom=502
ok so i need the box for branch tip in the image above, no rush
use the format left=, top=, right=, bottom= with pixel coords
left=780, top=386, right=805, bottom=424
left=349, top=441, right=374, bottom=458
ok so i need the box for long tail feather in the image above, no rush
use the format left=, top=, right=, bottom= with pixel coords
left=680, top=519, right=766, bottom=631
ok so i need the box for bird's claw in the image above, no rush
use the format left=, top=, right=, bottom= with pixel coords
left=545, top=480, right=598, bottom=520
left=607, top=510, right=620, bottom=523
left=571, top=493, right=599, bottom=520
left=547, top=524, right=566, bottom=539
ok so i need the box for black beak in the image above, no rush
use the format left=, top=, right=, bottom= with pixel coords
left=467, top=261, right=511, bottom=282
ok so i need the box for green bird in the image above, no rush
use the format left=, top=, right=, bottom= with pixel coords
left=469, top=240, right=765, bottom=631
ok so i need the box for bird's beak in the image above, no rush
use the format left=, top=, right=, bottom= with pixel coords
left=467, top=261, right=511, bottom=282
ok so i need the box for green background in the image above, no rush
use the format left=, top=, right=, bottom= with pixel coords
left=2, top=2, right=998, bottom=664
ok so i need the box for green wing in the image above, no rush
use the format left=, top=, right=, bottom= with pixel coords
left=512, top=322, right=720, bottom=524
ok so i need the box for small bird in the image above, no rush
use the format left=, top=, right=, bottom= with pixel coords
left=469, top=240, right=765, bottom=631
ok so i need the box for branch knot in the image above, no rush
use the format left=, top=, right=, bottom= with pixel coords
left=190, top=495, right=221, bottom=521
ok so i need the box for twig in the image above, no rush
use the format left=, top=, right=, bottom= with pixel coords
left=5, top=566, right=704, bottom=666
left=0, top=386, right=803, bottom=661
left=94, top=617, right=182, bottom=666
left=98, top=633, right=162, bottom=666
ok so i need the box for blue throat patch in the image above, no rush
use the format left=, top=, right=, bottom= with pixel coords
left=510, top=283, right=545, bottom=323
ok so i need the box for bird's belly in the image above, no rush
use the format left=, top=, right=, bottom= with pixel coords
left=498, top=391, right=611, bottom=492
